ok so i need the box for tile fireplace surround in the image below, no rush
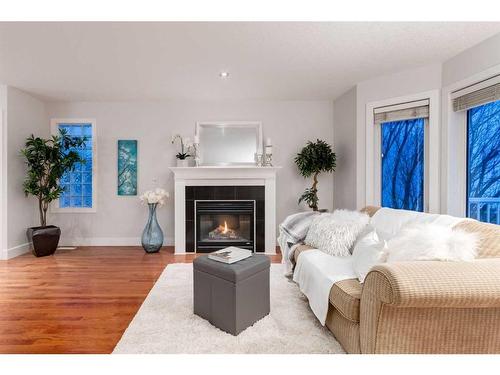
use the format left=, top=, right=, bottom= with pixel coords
left=170, top=166, right=280, bottom=254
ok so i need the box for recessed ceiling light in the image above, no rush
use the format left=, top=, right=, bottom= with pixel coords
left=219, top=71, right=229, bottom=78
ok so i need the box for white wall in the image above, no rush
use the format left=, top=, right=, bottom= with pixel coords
left=333, top=86, right=357, bottom=210
left=45, top=100, right=334, bottom=246
left=3, top=87, right=47, bottom=258
left=442, top=33, right=500, bottom=87
left=332, top=32, right=500, bottom=215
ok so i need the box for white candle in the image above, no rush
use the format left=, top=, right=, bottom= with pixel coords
left=194, top=134, right=200, bottom=144
left=257, top=145, right=263, bottom=154
left=266, top=137, right=272, bottom=146
left=265, top=145, right=273, bottom=154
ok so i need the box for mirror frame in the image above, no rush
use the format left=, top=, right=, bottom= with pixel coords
left=195, top=121, right=263, bottom=166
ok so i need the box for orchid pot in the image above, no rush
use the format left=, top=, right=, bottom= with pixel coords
left=176, top=159, right=190, bottom=167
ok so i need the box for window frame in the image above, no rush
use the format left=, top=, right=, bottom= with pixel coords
left=375, top=117, right=428, bottom=212
left=50, top=118, right=97, bottom=214
left=465, top=101, right=500, bottom=223
left=442, top=66, right=500, bottom=218
left=365, top=90, right=440, bottom=213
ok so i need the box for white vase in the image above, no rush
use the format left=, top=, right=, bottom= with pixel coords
left=176, top=159, right=190, bottom=167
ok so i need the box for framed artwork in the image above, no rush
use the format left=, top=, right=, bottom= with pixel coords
left=117, top=140, right=138, bottom=196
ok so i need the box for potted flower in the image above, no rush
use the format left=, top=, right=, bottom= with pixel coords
left=171, top=134, right=193, bottom=167
left=140, top=188, right=169, bottom=253
left=21, top=130, right=86, bottom=257
left=295, top=139, right=336, bottom=211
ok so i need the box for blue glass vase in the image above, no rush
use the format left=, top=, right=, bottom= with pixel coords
left=141, top=203, right=164, bottom=253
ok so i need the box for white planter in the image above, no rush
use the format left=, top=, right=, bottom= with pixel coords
left=176, top=159, right=190, bottom=167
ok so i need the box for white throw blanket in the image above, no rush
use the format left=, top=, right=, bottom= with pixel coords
left=293, top=250, right=356, bottom=325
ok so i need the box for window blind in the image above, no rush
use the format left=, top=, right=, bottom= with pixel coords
left=452, top=80, right=500, bottom=112
left=374, top=100, right=429, bottom=125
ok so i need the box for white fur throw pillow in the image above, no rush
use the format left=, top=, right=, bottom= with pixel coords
left=386, top=223, right=478, bottom=262
left=352, top=230, right=388, bottom=283
left=305, top=210, right=370, bottom=256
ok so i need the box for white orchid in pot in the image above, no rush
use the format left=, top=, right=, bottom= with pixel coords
left=171, top=134, right=193, bottom=167
left=139, top=188, right=169, bottom=253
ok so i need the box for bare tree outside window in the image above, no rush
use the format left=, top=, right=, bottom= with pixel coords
left=467, top=100, right=500, bottom=224
left=381, top=118, right=425, bottom=212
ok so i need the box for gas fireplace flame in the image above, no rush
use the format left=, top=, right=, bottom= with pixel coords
left=208, top=219, right=246, bottom=241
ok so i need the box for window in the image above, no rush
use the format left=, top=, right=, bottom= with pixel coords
left=450, top=75, right=500, bottom=222
left=51, top=119, right=96, bottom=213
left=381, top=118, right=425, bottom=211
left=372, top=99, right=429, bottom=212
left=466, top=100, right=500, bottom=224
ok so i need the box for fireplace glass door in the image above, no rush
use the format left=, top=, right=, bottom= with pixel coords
left=195, top=200, right=255, bottom=252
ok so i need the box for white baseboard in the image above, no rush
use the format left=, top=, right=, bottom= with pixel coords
left=1, top=239, right=273, bottom=258
left=1, top=242, right=31, bottom=260
left=58, top=237, right=175, bottom=247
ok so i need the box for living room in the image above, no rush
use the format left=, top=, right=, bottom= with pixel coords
left=1, top=1, right=500, bottom=373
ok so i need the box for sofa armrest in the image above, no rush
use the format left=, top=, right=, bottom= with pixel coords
left=363, top=259, right=500, bottom=308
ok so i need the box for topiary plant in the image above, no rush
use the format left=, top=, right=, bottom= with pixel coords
left=21, top=129, right=86, bottom=226
left=294, top=139, right=336, bottom=211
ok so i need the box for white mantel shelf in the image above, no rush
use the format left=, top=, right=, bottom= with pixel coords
left=170, top=166, right=281, bottom=178
left=169, top=166, right=281, bottom=254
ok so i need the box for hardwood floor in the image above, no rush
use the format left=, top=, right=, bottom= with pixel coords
left=0, top=246, right=282, bottom=354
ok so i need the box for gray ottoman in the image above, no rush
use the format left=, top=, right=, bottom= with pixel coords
left=193, top=255, right=270, bottom=335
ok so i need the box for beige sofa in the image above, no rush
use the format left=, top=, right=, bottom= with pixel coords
left=293, top=206, right=500, bottom=354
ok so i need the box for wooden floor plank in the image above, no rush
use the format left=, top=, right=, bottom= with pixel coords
left=0, top=246, right=281, bottom=354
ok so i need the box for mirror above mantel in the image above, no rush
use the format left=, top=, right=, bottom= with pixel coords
left=195, top=121, right=263, bottom=166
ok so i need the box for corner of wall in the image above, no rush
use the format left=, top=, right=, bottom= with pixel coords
left=2, top=86, right=48, bottom=259
left=0, top=84, right=7, bottom=259
left=333, top=86, right=358, bottom=210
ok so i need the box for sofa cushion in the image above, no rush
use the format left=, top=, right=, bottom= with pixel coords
left=361, top=206, right=381, bottom=217
left=329, top=279, right=362, bottom=323
left=453, top=220, right=500, bottom=258
left=293, top=243, right=315, bottom=264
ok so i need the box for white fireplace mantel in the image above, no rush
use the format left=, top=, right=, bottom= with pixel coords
left=169, top=166, right=281, bottom=254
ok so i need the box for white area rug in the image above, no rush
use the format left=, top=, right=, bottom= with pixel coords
left=113, top=263, right=345, bottom=354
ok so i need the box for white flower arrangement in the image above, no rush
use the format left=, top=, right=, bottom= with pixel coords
left=139, top=188, right=170, bottom=206
left=171, top=134, right=194, bottom=160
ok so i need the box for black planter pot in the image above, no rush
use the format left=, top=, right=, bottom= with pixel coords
left=26, top=225, right=61, bottom=257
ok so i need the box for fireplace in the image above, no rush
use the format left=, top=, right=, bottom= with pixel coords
left=195, top=200, right=255, bottom=252
left=184, top=185, right=265, bottom=253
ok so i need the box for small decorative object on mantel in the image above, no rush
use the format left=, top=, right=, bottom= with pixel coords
left=140, top=188, right=169, bottom=253
left=255, top=152, right=264, bottom=166
left=171, top=134, right=193, bottom=167
left=264, top=137, right=273, bottom=166
left=295, top=139, right=336, bottom=211
left=21, top=130, right=87, bottom=257
left=193, top=134, right=200, bottom=167
left=117, top=140, right=138, bottom=196
left=255, top=143, right=264, bottom=166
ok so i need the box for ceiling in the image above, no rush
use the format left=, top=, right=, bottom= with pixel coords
left=1, top=22, right=499, bottom=102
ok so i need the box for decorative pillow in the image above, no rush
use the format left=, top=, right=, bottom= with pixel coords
left=386, top=223, right=478, bottom=262
left=351, top=223, right=375, bottom=252
left=352, top=230, right=388, bottom=283
left=304, top=209, right=369, bottom=257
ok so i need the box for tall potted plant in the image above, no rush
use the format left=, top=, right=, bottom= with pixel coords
left=21, top=130, right=86, bottom=257
left=294, top=139, right=336, bottom=211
